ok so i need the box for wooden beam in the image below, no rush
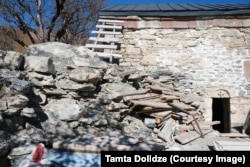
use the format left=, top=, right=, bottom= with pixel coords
left=123, top=93, right=160, bottom=102
left=85, top=44, right=117, bottom=49
left=144, top=78, right=174, bottom=90
left=96, top=25, right=122, bottom=29
left=220, top=133, right=249, bottom=138
left=160, top=94, right=180, bottom=101
left=92, top=30, right=121, bottom=35
left=213, top=141, right=250, bottom=151
left=146, top=85, right=174, bottom=92
left=158, top=118, right=175, bottom=142
left=111, top=89, right=149, bottom=99
left=130, top=100, right=172, bottom=109
left=174, top=130, right=211, bottom=144
left=94, top=52, right=122, bottom=59
left=89, top=37, right=119, bottom=43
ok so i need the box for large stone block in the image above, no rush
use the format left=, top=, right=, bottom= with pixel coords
left=3, top=51, right=24, bottom=70
left=25, top=56, right=56, bottom=75
left=69, top=67, right=103, bottom=84
left=45, top=98, right=85, bottom=121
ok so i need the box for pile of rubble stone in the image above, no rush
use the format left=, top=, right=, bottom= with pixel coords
left=0, top=42, right=216, bottom=162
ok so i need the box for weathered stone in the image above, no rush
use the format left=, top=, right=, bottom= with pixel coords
left=0, top=50, right=6, bottom=68
left=0, top=132, right=10, bottom=157
left=20, top=108, right=36, bottom=118
left=8, top=145, right=35, bottom=159
left=25, top=56, right=56, bottom=75
left=68, top=121, right=79, bottom=128
left=6, top=95, right=29, bottom=110
left=45, top=98, right=85, bottom=121
left=32, top=88, right=47, bottom=105
left=28, top=72, right=55, bottom=87
left=69, top=67, right=103, bottom=84
left=3, top=51, right=24, bottom=70
left=26, top=42, right=94, bottom=58
left=0, top=100, right=7, bottom=111
left=104, top=83, right=136, bottom=95
left=122, top=115, right=152, bottom=138
left=1, top=116, right=24, bottom=131
left=43, top=88, right=67, bottom=96
left=180, top=93, right=202, bottom=104
left=94, top=118, right=108, bottom=126
left=56, top=79, right=96, bottom=91
left=10, top=79, right=33, bottom=94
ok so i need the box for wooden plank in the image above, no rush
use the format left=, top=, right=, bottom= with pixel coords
left=98, top=19, right=124, bottom=23
left=146, top=85, right=174, bottom=92
left=147, top=110, right=172, bottom=119
left=160, top=94, right=180, bottom=101
left=201, top=121, right=220, bottom=126
left=213, top=141, right=250, bottom=146
left=220, top=133, right=249, bottom=138
left=171, top=102, right=196, bottom=111
left=111, top=89, right=149, bottom=99
left=123, top=93, right=160, bottom=102
left=174, top=130, right=211, bottom=144
left=85, top=44, right=117, bottom=49
left=94, top=52, right=122, bottom=58
left=92, top=30, right=121, bottom=35
left=213, top=141, right=250, bottom=151
left=144, top=78, right=174, bottom=90
left=96, top=24, right=122, bottom=29
left=130, top=100, right=172, bottom=109
left=89, top=37, right=119, bottom=42
left=158, top=118, right=175, bottom=142
left=136, top=107, right=170, bottom=114
left=162, top=90, right=182, bottom=97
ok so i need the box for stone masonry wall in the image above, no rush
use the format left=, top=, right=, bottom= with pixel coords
left=111, top=16, right=250, bottom=125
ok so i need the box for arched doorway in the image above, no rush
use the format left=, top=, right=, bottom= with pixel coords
left=212, top=89, right=231, bottom=133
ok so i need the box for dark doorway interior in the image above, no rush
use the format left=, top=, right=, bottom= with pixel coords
left=212, top=98, right=231, bottom=133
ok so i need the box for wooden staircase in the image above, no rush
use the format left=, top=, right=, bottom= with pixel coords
left=86, top=19, right=124, bottom=62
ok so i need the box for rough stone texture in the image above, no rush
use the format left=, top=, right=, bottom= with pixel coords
left=120, top=27, right=250, bottom=96
left=26, top=42, right=95, bottom=58
left=6, top=95, right=29, bottom=111
left=56, top=79, right=96, bottom=91
left=3, top=51, right=24, bottom=70
left=27, top=72, right=55, bottom=87
left=25, top=56, right=56, bottom=75
left=117, top=24, right=250, bottom=125
left=69, top=67, right=103, bottom=84
left=45, top=98, right=85, bottom=121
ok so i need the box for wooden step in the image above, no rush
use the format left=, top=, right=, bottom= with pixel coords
left=89, top=37, right=119, bottom=43
left=91, top=30, right=121, bottom=35
left=85, top=44, right=117, bottom=49
left=98, top=19, right=124, bottom=23
left=213, top=141, right=250, bottom=151
left=94, top=52, right=122, bottom=59
left=96, top=25, right=122, bottom=29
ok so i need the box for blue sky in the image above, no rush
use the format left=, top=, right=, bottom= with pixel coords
left=106, top=0, right=250, bottom=5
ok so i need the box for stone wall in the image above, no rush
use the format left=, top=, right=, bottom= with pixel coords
left=107, top=15, right=250, bottom=125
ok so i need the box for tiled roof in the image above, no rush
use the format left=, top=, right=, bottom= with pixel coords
left=99, top=3, right=250, bottom=16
